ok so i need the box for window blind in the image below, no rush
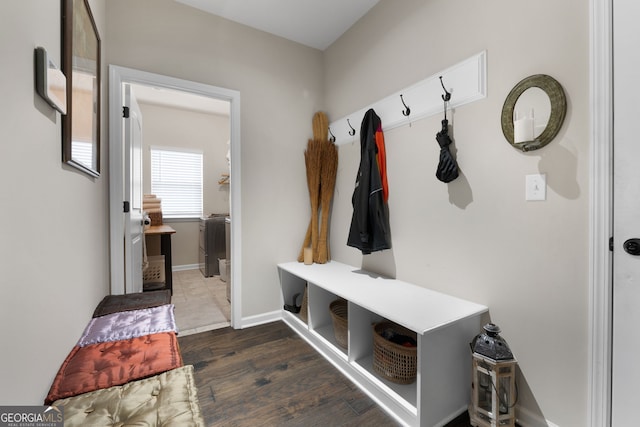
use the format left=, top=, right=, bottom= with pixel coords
left=150, top=147, right=203, bottom=218
left=71, top=140, right=94, bottom=168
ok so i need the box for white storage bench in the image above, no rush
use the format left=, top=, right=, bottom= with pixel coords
left=277, top=261, right=488, bottom=427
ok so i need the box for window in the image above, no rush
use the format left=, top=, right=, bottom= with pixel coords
left=150, top=147, right=203, bottom=219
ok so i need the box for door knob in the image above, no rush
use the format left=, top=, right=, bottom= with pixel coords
left=623, top=238, right=640, bottom=256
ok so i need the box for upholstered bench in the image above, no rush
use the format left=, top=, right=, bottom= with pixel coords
left=51, top=365, right=205, bottom=427
left=45, top=291, right=206, bottom=426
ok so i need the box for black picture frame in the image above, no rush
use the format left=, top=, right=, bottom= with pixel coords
left=61, top=0, right=101, bottom=177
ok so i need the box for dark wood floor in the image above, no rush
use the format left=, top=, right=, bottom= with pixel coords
left=178, top=321, right=472, bottom=426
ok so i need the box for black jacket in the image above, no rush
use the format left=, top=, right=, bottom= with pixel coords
left=347, top=109, right=391, bottom=254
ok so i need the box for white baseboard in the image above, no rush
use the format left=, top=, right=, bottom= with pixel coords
left=517, top=406, right=560, bottom=427
left=173, top=264, right=199, bottom=272
left=238, top=310, right=282, bottom=329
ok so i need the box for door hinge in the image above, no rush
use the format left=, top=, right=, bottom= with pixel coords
left=122, top=106, right=130, bottom=118
left=609, top=236, right=614, bottom=252
left=123, top=201, right=130, bottom=213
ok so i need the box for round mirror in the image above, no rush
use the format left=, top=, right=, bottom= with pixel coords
left=501, top=74, right=566, bottom=152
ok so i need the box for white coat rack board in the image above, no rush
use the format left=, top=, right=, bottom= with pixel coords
left=328, top=51, right=487, bottom=146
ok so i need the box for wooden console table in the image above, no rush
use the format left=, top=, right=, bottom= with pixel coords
left=278, top=261, right=488, bottom=427
left=144, top=225, right=176, bottom=295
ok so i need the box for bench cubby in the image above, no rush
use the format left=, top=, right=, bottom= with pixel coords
left=278, top=261, right=488, bottom=427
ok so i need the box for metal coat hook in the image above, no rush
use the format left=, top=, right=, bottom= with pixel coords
left=347, top=119, right=356, bottom=136
left=439, top=76, right=452, bottom=120
left=400, top=94, right=411, bottom=116
left=328, top=126, right=336, bottom=142
left=439, top=76, right=451, bottom=102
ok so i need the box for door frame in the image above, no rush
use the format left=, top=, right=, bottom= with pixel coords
left=123, top=83, right=144, bottom=294
left=108, top=65, right=242, bottom=328
left=590, top=0, right=613, bottom=425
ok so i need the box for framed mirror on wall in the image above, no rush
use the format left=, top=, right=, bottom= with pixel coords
left=501, top=74, right=566, bottom=152
left=62, top=0, right=101, bottom=177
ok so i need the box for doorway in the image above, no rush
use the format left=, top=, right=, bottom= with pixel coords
left=108, top=65, right=242, bottom=328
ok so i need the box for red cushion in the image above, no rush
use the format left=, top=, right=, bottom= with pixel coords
left=45, top=332, right=182, bottom=404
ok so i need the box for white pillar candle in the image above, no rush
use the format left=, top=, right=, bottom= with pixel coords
left=514, top=109, right=534, bottom=143
left=303, top=247, right=313, bottom=265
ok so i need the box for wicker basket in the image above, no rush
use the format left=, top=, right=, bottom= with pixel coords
left=329, top=299, right=348, bottom=349
left=372, top=321, right=417, bottom=384
left=299, top=285, right=308, bottom=322
left=143, top=255, right=165, bottom=284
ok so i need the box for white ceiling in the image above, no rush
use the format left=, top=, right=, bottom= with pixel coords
left=134, top=1, right=381, bottom=113
left=175, top=0, right=380, bottom=50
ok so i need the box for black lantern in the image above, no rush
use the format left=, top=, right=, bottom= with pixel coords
left=469, top=323, right=517, bottom=427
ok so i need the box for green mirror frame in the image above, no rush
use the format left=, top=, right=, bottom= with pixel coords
left=501, top=74, right=566, bottom=152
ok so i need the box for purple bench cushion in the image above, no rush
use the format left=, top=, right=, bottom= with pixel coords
left=78, top=304, right=177, bottom=347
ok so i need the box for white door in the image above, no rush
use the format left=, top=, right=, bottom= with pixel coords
left=124, top=84, right=144, bottom=294
left=612, top=0, right=640, bottom=423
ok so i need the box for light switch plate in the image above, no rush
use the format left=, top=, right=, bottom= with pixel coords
left=526, top=174, right=546, bottom=201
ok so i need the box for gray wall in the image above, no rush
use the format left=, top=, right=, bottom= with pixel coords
left=106, top=0, right=325, bottom=318
left=1, top=0, right=109, bottom=404
left=323, top=1, right=589, bottom=426
left=1, top=0, right=591, bottom=424
left=139, top=101, right=230, bottom=267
